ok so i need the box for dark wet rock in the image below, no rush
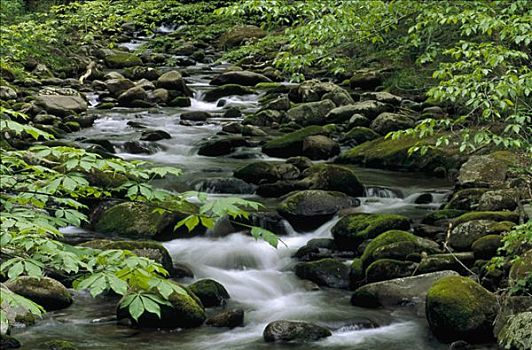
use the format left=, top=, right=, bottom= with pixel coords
left=332, top=214, right=410, bottom=251
left=173, top=263, right=194, bottom=279
left=168, top=96, right=191, bottom=107
left=444, top=189, right=488, bottom=211
left=210, top=71, right=271, bottom=86
left=417, top=252, right=475, bottom=275
left=415, top=193, right=433, bottom=204
left=206, top=309, right=244, bottom=328
left=188, top=279, right=230, bottom=307
left=349, top=70, right=383, bottom=89
left=105, top=78, right=135, bottom=97
left=472, top=235, right=502, bottom=260
left=301, top=135, right=340, bottom=160
left=262, top=126, right=328, bottom=158
left=302, top=164, right=364, bottom=197
left=150, top=88, right=169, bottom=104
left=156, top=70, right=192, bottom=96
left=203, top=84, right=255, bottom=102
left=117, top=86, right=148, bottom=106
left=104, top=52, right=142, bottom=68
left=198, top=137, right=247, bottom=156
left=325, top=105, right=365, bottom=124
left=242, top=125, right=267, bottom=136
left=426, top=276, right=497, bottom=343
left=285, top=99, right=336, bottom=126
left=342, top=126, right=379, bottom=145
left=294, top=238, right=337, bottom=261
left=5, top=277, right=72, bottom=311
left=457, top=151, right=517, bottom=188
left=243, top=109, right=283, bottom=127
left=35, top=95, right=87, bottom=117
left=263, top=320, right=332, bottom=343
left=234, top=161, right=300, bottom=184
left=123, top=66, right=161, bottom=81
left=347, top=114, right=371, bottom=128
left=370, top=112, right=416, bottom=135
left=286, top=156, right=313, bottom=171
left=194, top=177, right=255, bottom=194
left=263, top=95, right=290, bottom=111
left=220, top=25, right=266, bottom=48
left=43, top=340, right=78, bottom=350
left=256, top=180, right=309, bottom=198
left=0, top=335, right=21, bottom=349
left=122, top=141, right=159, bottom=154
left=295, top=258, right=350, bottom=289
left=477, top=189, right=518, bottom=211
left=222, top=122, right=242, bottom=133
left=361, top=91, right=402, bottom=105
left=278, top=190, right=353, bottom=231
left=222, top=107, right=242, bottom=119
left=180, top=111, right=211, bottom=122
left=449, top=220, right=514, bottom=251
left=365, top=259, right=418, bottom=283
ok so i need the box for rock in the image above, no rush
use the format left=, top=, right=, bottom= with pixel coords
left=426, top=276, right=497, bottom=343
left=256, top=180, right=308, bottom=198
left=35, top=95, right=87, bottom=117
left=0, top=335, right=21, bottom=349
left=194, top=177, right=255, bottom=194
left=509, top=249, right=532, bottom=289
left=206, top=309, right=244, bottom=328
left=104, top=52, right=143, bottom=68
left=301, top=135, right=340, bottom=160
left=123, top=66, right=161, bottom=81
left=361, top=91, right=402, bottom=105
left=43, top=340, right=78, bottom=350
left=370, top=112, right=416, bottom=135
left=417, top=252, right=476, bottom=275
left=210, top=71, right=271, bottom=86
left=263, top=320, right=332, bottom=343
left=80, top=240, right=174, bottom=275
left=242, top=125, right=267, bottom=136
left=135, top=79, right=156, bottom=91
left=105, top=78, right=135, bottom=97
left=449, top=220, right=513, bottom=251
left=294, top=238, right=337, bottom=261
left=0, top=86, right=17, bottom=100
left=220, top=25, right=266, bottom=48
left=444, top=189, right=488, bottom=210
left=91, top=201, right=202, bottom=241
left=422, top=209, right=466, bottom=225
left=262, top=125, right=327, bottom=158
left=494, top=296, right=532, bottom=340
left=477, top=189, right=518, bottom=211
left=322, top=87, right=354, bottom=106
left=5, top=277, right=72, bottom=311
left=452, top=211, right=520, bottom=225
left=349, top=70, right=383, bottom=89
left=117, top=283, right=205, bottom=329
left=180, top=111, right=211, bottom=122
left=168, top=96, right=191, bottom=107
left=347, top=114, right=371, bottom=128
left=365, top=259, right=418, bottom=283
left=197, top=137, right=247, bottom=156
left=342, top=126, right=379, bottom=145
left=457, top=151, right=517, bottom=188
left=286, top=156, right=313, bottom=171
left=33, top=63, right=53, bottom=78
left=243, top=109, right=283, bottom=126
left=188, top=279, right=230, bottom=307
left=263, top=95, right=290, bottom=111
left=285, top=99, right=336, bottom=126
left=302, top=164, right=364, bottom=197
left=156, top=71, right=192, bottom=96
left=331, top=214, right=410, bottom=251
left=234, top=161, right=300, bottom=184
left=343, top=100, right=392, bottom=119
left=117, top=86, right=148, bottom=107
left=472, top=235, right=502, bottom=260
left=351, top=271, right=459, bottom=308
left=104, top=71, right=126, bottom=80
left=295, top=258, right=350, bottom=289
left=325, top=105, right=365, bottom=124
left=122, top=141, right=158, bottom=154
left=289, top=80, right=348, bottom=104
left=150, top=88, right=169, bottom=104
left=278, top=190, right=353, bottom=231
left=497, top=312, right=532, bottom=350
left=203, top=84, right=254, bottom=102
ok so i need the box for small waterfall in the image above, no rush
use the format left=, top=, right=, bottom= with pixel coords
left=364, top=186, right=402, bottom=199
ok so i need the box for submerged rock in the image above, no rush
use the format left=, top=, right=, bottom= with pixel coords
left=194, top=177, right=255, bottom=194
left=295, top=258, right=350, bottom=289
left=5, top=277, right=72, bottom=311
left=263, top=320, right=332, bottom=343
left=206, top=309, right=244, bottom=328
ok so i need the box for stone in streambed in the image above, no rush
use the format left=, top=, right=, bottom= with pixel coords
left=301, top=135, right=340, bottom=160
left=342, top=126, right=379, bottom=146
left=263, top=320, right=332, bottom=343
left=104, top=52, right=142, bottom=68
left=449, top=219, right=514, bottom=251
left=140, top=129, right=171, bottom=141
left=206, top=309, right=244, bottom=328
left=197, top=137, right=247, bottom=157
left=262, top=125, right=328, bottom=158
left=234, top=161, right=300, bottom=184
left=156, top=70, right=192, bottom=97
left=302, top=164, right=364, bottom=197
left=417, top=252, right=475, bottom=275
left=5, top=277, right=72, bottom=311
left=210, top=70, right=271, bottom=86
left=295, top=258, right=350, bottom=289
left=370, top=112, right=416, bottom=135
left=285, top=99, right=336, bottom=126
left=35, top=95, right=87, bottom=118
left=180, top=111, right=211, bottom=122
left=219, top=25, right=266, bottom=48
left=203, top=84, right=255, bottom=102
left=365, top=259, right=418, bottom=283
left=194, top=177, right=255, bottom=194
left=188, top=279, right=230, bottom=307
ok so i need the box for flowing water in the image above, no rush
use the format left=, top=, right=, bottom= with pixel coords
left=12, top=49, right=453, bottom=349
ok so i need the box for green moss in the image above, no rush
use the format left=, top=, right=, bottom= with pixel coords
left=303, top=164, right=364, bottom=197
left=331, top=214, right=410, bottom=251
left=104, top=52, right=142, bottom=68
left=44, top=340, right=78, bottom=350
left=262, top=125, right=326, bottom=158
left=453, top=211, right=520, bottom=226
left=365, top=259, right=417, bottom=283
left=426, top=276, right=497, bottom=342
left=188, top=279, right=230, bottom=307
left=350, top=258, right=365, bottom=284
left=343, top=127, right=379, bottom=145
left=472, top=235, right=502, bottom=259
left=422, top=209, right=466, bottom=225
left=350, top=288, right=381, bottom=308
left=255, top=82, right=282, bottom=89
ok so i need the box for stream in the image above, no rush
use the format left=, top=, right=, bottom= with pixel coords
left=12, top=37, right=454, bottom=350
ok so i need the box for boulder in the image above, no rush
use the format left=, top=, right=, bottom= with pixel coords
left=242, top=125, right=267, bottom=136
left=123, top=66, right=161, bottom=81
left=5, top=277, right=72, bottom=311
left=325, top=105, right=365, bottom=123
left=472, top=235, right=502, bottom=260
left=243, top=109, right=283, bottom=127
left=180, top=111, right=211, bottom=122
left=417, top=252, right=476, bottom=275
left=361, top=91, right=402, bottom=105
left=210, top=71, right=272, bottom=86
left=43, top=340, right=78, bottom=350
left=444, top=188, right=488, bottom=210
left=197, top=137, right=247, bottom=157
left=206, top=309, right=244, bottom=328
left=449, top=220, right=513, bottom=251
left=117, top=283, right=205, bottom=329
left=105, top=78, right=135, bottom=97
left=262, top=126, right=327, bottom=158
left=203, top=84, right=254, bottom=102
left=294, top=258, right=350, bottom=289
left=35, top=95, right=87, bottom=117
left=140, top=129, right=171, bottom=141
left=220, top=25, right=266, bottom=48
left=289, top=80, right=348, bottom=103
left=301, top=135, right=340, bottom=160
left=286, top=156, right=313, bottom=171
left=234, top=161, right=300, bottom=184
left=0, top=86, right=17, bottom=100
left=278, top=190, right=353, bottom=231
left=263, top=320, right=332, bottom=343
left=256, top=180, right=309, bottom=198
left=331, top=214, right=410, bottom=251
left=117, top=86, right=148, bottom=107
left=452, top=211, right=520, bottom=225
left=349, top=70, right=383, bottom=89
left=285, top=99, right=336, bottom=126
left=351, top=271, right=459, bottom=308
left=188, top=279, right=230, bottom=307
left=342, top=126, right=379, bottom=145
left=294, top=238, right=337, bottom=262
left=322, top=87, right=355, bottom=106
left=343, top=101, right=392, bottom=119
left=370, top=112, right=415, bottom=135
left=477, top=189, right=518, bottom=211
left=457, top=151, right=516, bottom=188
left=104, top=52, right=142, bottom=68
left=263, top=95, right=290, bottom=111
left=151, top=88, right=169, bottom=104
left=156, top=71, right=192, bottom=96
left=194, top=177, right=255, bottom=194
left=302, top=164, right=364, bottom=197
left=365, top=259, right=418, bottom=283
left=426, top=276, right=497, bottom=343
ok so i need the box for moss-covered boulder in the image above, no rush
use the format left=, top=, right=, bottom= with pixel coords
left=188, top=279, right=230, bottom=307
left=206, top=309, right=244, bottom=328
left=286, top=100, right=336, bottom=126
left=452, top=211, right=520, bottom=226
left=478, top=189, right=518, bottom=211
left=449, top=220, right=514, bottom=251
left=289, top=80, right=348, bottom=104
left=234, top=161, right=300, bottom=184
left=426, top=276, right=497, bottom=343
left=5, top=277, right=72, bottom=311
left=243, top=109, right=284, bottom=127
left=210, top=71, right=271, bottom=86
left=278, top=190, right=353, bottom=231
left=471, top=235, right=503, bottom=260
left=341, top=100, right=391, bottom=119
left=262, top=126, right=328, bottom=158
left=80, top=240, right=174, bottom=275
left=497, top=312, right=532, bottom=350
left=421, top=209, right=466, bottom=225
left=203, top=84, right=255, bottom=102
left=417, top=252, right=475, bottom=275
left=365, top=259, right=418, bottom=283
left=457, top=151, right=517, bottom=188
left=220, top=25, right=266, bottom=48
left=104, top=52, right=143, bottom=69
left=263, top=320, right=332, bottom=343
left=302, top=164, right=364, bottom=197
left=444, top=188, right=488, bottom=210
left=117, top=283, right=206, bottom=329
left=156, top=70, right=192, bottom=96
left=370, top=112, right=415, bottom=135
left=331, top=214, right=410, bottom=251
left=342, top=126, right=379, bottom=146
left=91, top=201, right=202, bottom=241
left=294, top=258, right=350, bottom=289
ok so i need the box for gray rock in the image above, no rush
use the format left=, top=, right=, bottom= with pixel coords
left=361, top=91, right=402, bottom=105
left=286, top=100, right=336, bottom=126
left=263, top=320, right=332, bottom=343
left=0, top=86, right=17, bottom=100
left=370, top=112, right=415, bottom=135
left=301, top=135, right=340, bottom=160
left=206, top=309, right=244, bottom=328
left=295, top=258, right=350, bottom=289
left=35, top=95, right=87, bottom=117
left=210, top=71, right=272, bottom=86
left=5, top=277, right=72, bottom=311
left=157, top=70, right=192, bottom=96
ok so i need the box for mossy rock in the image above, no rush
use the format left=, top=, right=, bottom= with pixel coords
left=104, top=52, right=143, bottom=69
left=426, top=276, right=497, bottom=343
left=471, top=235, right=503, bottom=260
left=219, top=25, right=266, bottom=48
left=80, top=240, right=174, bottom=275
left=262, top=125, right=327, bottom=158
left=444, top=188, right=488, bottom=210
left=422, top=209, right=466, bottom=225
left=365, top=259, right=418, bottom=283
left=302, top=164, right=364, bottom=197
left=234, top=161, right=300, bottom=185
left=417, top=252, right=475, bottom=275
left=44, top=340, right=78, bottom=350
left=203, top=84, right=255, bottom=102
left=342, top=126, right=379, bottom=145
left=5, top=277, right=72, bottom=311
left=331, top=214, right=410, bottom=251
left=285, top=99, right=336, bottom=126
left=449, top=220, right=514, bottom=251
left=457, top=151, right=517, bottom=188
left=509, top=249, right=532, bottom=290
left=497, top=312, right=532, bottom=350
left=350, top=258, right=365, bottom=285
left=452, top=211, right=520, bottom=226
left=243, top=109, right=283, bottom=127
left=117, top=283, right=206, bottom=329
left=336, top=135, right=462, bottom=174
left=294, top=258, right=350, bottom=289
left=0, top=335, right=21, bottom=349
left=188, top=279, right=230, bottom=307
